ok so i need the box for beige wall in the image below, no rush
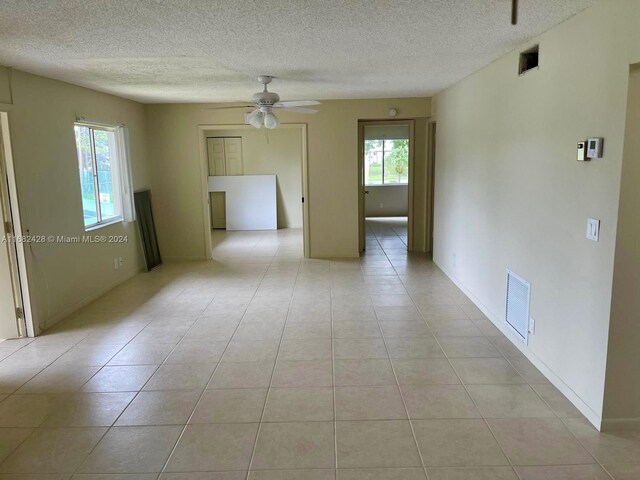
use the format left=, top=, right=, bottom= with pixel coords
left=209, top=128, right=303, bottom=229
left=0, top=67, right=11, bottom=105
left=365, top=185, right=408, bottom=217
left=145, top=98, right=431, bottom=260
left=432, top=0, right=639, bottom=429
left=3, top=69, right=150, bottom=332
left=603, top=64, right=640, bottom=429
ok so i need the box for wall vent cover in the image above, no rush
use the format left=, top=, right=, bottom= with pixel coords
left=519, top=44, right=539, bottom=75
left=506, top=270, right=531, bottom=344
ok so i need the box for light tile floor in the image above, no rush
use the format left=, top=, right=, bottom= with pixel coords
left=0, top=219, right=638, bottom=478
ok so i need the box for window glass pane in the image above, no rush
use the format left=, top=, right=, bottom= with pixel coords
left=383, top=139, right=409, bottom=184
left=364, top=139, right=383, bottom=185
left=74, top=125, right=98, bottom=227
left=93, top=129, right=121, bottom=221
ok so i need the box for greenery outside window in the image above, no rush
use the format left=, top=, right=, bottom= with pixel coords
left=74, top=124, right=123, bottom=229
left=364, top=138, right=409, bottom=185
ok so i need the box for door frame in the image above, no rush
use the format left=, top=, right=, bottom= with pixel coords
left=358, top=119, right=416, bottom=253
left=0, top=111, right=34, bottom=337
left=197, top=123, right=310, bottom=258
left=427, top=121, right=436, bottom=253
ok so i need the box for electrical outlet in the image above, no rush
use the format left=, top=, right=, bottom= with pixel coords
left=452, top=253, right=457, bottom=268
left=379, top=202, right=384, bottom=208
left=113, top=258, right=119, bottom=269
left=529, top=317, right=536, bottom=334
left=118, top=257, right=124, bottom=267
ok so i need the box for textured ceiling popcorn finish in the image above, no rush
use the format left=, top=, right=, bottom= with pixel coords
left=0, top=0, right=595, bottom=103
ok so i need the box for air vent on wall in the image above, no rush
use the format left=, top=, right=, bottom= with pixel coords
left=519, top=45, right=539, bottom=75
left=506, top=270, right=531, bottom=344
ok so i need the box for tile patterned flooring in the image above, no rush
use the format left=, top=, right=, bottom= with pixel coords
left=0, top=218, right=638, bottom=479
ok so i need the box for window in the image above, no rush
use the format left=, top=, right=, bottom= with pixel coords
left=74, top=124, right=123, bottom=229
left=364, top=138, right=409, bottom=185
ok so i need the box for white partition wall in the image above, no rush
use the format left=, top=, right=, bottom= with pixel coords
left=208, top=174, right=277, bottom=230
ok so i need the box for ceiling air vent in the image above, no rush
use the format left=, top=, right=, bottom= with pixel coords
left=519, top=45, right=539, bottom=75
left=506, top=270, right=531, bottom=344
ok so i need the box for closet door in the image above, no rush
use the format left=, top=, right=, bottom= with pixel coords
left=207, top=138, right=226, bottom=229
left=224, top=138, right=243, bottom=175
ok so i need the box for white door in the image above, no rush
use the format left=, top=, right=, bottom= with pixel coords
left=0, top=128, right=22, bottom=340
left=207, top=137, right=244, bottom=230
left=208, top=138, right=227, bottom=229
left=223, top=138, right=243, bottom=175
left=0, top=209, right=19, bottom=339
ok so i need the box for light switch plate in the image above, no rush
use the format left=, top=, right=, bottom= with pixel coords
left=586, top=218, right=600, bottom=242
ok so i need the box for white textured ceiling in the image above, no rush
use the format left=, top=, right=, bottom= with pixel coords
left=0, top=0, right=595, bottom=103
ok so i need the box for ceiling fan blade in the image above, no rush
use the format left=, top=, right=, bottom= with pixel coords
left=275, top=100, right=321, bottom=108
left=203, top=104, right=255, bottom=110
left=277, top=106, right=318, bottom=114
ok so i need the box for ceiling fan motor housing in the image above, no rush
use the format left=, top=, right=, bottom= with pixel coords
left=252, top=90, right=280, bottom=106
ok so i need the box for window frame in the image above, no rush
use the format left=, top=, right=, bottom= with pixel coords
left=74, top=122, right=124, bottom=230
left=364, top=138, right=409, bottom=186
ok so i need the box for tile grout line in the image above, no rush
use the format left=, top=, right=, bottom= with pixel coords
left=157, top=257, right=274, bottom=479
left=0, top=305, right=170, bottom=473
left=407, top=285, right=520, bottom=477
left=70, top=283, right=218, bottom=478
left=395, top=251, right=604, bottom=479
left=371, top=230, right=432, bottom=480
left=330, top=257, right=338, bottom=473
left=243, top=250, right=303, bottom=479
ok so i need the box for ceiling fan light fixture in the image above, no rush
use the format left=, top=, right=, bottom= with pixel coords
left=264, top=112, right=279, bottom=129
left=249, top=111, right=264, bottom=128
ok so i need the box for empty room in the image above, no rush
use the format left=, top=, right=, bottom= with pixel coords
left=0, top=1, right=639, bottom=478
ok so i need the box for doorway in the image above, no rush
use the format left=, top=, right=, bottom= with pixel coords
left=0, top=112, right=32, bottom=339
left=198, top=124, right=310, bottom=258
left=358, top=120, right=415, bottom=253
left=207, top=136, right=243, bottom=229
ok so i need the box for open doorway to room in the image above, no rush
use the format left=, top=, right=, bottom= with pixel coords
left=198, top=124, right=309, bottom=259
left=358, top=120, right=414, bottom=254
left=0, top=112, right=33, bottom=339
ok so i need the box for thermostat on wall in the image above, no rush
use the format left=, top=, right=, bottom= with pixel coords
left=587, top=137, right=604, bottom=159
left=577, top=141, right=587, bottom=162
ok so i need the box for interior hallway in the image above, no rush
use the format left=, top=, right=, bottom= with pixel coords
left=0, top=222, right=638, bottom=478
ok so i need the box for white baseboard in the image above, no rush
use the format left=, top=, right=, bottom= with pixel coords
left=42, top=267, right=142, bottom=331
left=163, top=255, right=208, bottom=262
left=435, top=262, right=604, bottom=431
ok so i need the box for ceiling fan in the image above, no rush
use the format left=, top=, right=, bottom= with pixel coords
left=207, top=75, right=320, bottom=129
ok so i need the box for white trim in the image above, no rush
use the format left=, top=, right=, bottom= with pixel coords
left=435, top=261, right=604, bottom=431
left=84, top=217, right=123, bottom=232
left=75, top=118, right=123, bottom=130
left=196, top=123, right=310, bottom=259
left=358, top=119, right=416, bottom=252
left=116, top=126, right=135, bottom=222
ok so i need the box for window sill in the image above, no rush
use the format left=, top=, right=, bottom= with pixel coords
left=365, top=184, right=409, bottom=187
left=85, top=217, right=123, bottom=232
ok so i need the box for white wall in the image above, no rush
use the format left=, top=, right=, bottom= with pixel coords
left=365, top=185, right=408, bottom=217
left=432, top=0, right=640, bottom=429
left=2, top=68, right=150, bottom=332
left=211, top=128, right=302, bottom=229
